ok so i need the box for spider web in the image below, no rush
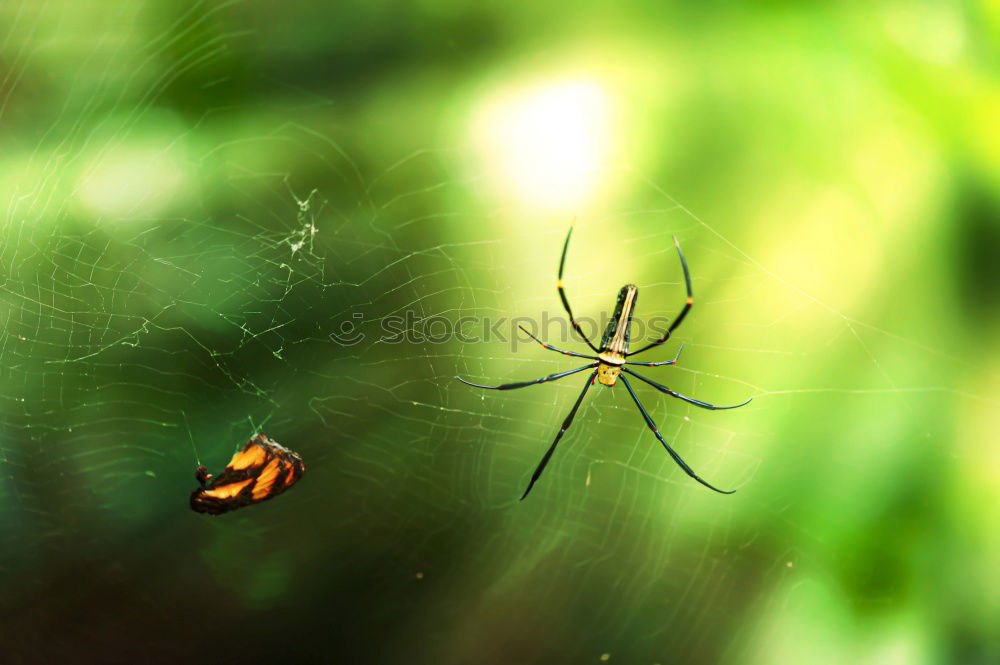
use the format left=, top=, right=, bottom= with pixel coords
left=1, top=2, right=995, bottom=664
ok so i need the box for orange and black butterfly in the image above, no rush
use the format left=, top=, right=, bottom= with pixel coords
left=190, top=433, right=305, bottom=515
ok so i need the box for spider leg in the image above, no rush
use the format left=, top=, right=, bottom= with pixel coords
left=622, top=367, right=752, bottom=410
left=628, top=235, right=693, bottom=357
left=557, top=222, right=601, bottom=354
left=456, top=363, right=598, bottom=391
left=518, top=325, right=598, bottom=360
left=619, top=374, right=735, bottom=494
left=520, top=369, right=598, bottom=500
left=625, top=343, right=685, bottom=367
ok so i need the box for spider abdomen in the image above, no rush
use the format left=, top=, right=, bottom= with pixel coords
left=595, top=283, right=637, bottom=386
left=599, top=284, right=638, bottom=356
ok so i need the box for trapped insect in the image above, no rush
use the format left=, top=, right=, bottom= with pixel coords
left=457, top=224, right=751, bottom=499
left=190, top=433, right=305, bottom=515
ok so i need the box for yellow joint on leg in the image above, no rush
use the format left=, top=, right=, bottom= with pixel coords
left=556, top=279, right=564, bottom=288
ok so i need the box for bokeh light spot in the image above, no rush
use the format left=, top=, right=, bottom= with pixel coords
left=472, top=77, right=614, bottom=211
left=76, top=111, right=191, bottom=223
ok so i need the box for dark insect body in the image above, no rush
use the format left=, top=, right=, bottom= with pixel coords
left=190, top=433, right=305, bottom=515
left=457, top=224, right=751, bottom=500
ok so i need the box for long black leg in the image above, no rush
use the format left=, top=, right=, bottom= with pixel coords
left=622, top=367, right=751, bottom=410
left=521, top=369, right=598, bottom=500
left=556, top=223, right=601, bottom=354
left=518, top=325, right=598, bottom=360
left=619, top=374, right=735, bottom=494
left=456, top=363, right=597, bottom=391
left=628, top=235, right=693, bottom=357
left=625, top=343, right=685, bottom=367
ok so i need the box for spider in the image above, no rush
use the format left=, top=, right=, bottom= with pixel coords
left=457, top=224, right=751, bottom=500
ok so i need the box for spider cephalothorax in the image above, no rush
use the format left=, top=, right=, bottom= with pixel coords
left=457, top=224, right=750, bottom=499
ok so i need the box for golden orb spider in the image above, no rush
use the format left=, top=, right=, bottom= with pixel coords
left=457, top=224, right=751, bottom=500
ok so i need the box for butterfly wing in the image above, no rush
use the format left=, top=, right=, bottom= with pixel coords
left=190, top=434, right=306, bottom=515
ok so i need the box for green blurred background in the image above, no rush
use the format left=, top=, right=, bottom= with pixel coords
left=1, top=1, right=997, bottom=663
